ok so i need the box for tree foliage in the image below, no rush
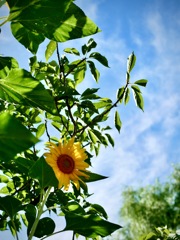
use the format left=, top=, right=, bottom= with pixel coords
left=0, top=1, right=148, bottom=239
left=119, top=165, right=180, bottom=240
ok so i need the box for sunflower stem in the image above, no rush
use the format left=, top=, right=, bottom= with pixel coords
left=28, top=187, right=52, bottom=240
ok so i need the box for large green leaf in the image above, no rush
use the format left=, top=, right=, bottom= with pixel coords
left=11, top=22, right=45, bottom=54
left=7, top=0, right=100, bottom=52
left=0, top=68, right=57, bottom=115
left=34, top=217, right=56, bottom=238
left=0, top=112, right=38, bottom=161
left=0, top=196, right=23, bottom=218
left=0, top=56, right=19, bottom=79
left=64, top=212, right=121, bottom=238
left=29, top=157, right=58, bottom=188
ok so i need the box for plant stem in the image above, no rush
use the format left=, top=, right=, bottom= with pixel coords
left=28, top=187, right=52, bottom=240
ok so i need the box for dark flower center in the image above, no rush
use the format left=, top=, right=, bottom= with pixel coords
left=57, top=154, right=75, bottom=174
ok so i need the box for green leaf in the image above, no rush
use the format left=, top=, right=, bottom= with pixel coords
left=34, top=217, right=56, bottom=238
left=36, top=123, right=46, bottom=139
left=65, top=201, right=85, bottom=215
left=94, top=98, right=112, bottom=109
left=29, top=157, right=58, bottom=188
left=131, top=87, right=144, bottom=111
left=105, top=133, right=114, bottom=147
left=117, top=87, right=125, bottom=102
left=124, top=88, right=130, bottom=105
left=81, top=171, right=108, bottom=183
left=81, top=88, right=99, bottom=97
left=134, top=79, right=148, bottom=87
left=45, top=40, right=57, bottom=62
left=15, top=157, right=34, bottom=174
left=64, top=48, right=80, bottom=56
left=74, top=63, right=86, bottom=85
left=131, top=84, right=141, bottom=93
left=64, top=212, right=121, bottom=238
left=0, top=175, right=9, bottom=183
left=82, top=38, right=97, bottom=55
left=88, top=130, right=99, bottom=144
left=90, top=204, right=108, bottom=220
left=0, top=56, right=19, bottom=78
left=87, top=60, right=100, bottom=82
left=0, top=68, right=57, bottom=115
left=115, top=111, right=122, bottom=133
left=0, top=112, right=38, bottom=162
left=127, top=52, right=136, bottom=73
left=89, top=52, right=109, bottom=67
left=11, top=22, right=45, bottom=54
left=7, top=0, right=100, bottom=46
left=0, top=196, right=23, bottom=219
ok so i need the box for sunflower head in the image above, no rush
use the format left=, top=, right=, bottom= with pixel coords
left=44, top=137, right=89, bottom=191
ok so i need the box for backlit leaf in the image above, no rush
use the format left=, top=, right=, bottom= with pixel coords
left=124, top=88, right=130, bottom=105
left=11, top=22, right=45, bottom=54
left=131, top=87, right=144, bottom=111
left=0, top=112, right=38, bottom=162
left=45, top=40, right=57, bottom=61
left=36, top=123, right=46, bottom=139
left=0, top=56, right=19, bottom=78
left=88, top=60, right=100, bottom=82
left=7, top=0, right=100, bottom=48
left=0, top=68, right=57, bottom=115
left=64, top=212, right=121, bottom=238
left=127, top=52, right=136, bottom=73
left=134, top=79, right=148, bottom=87
left=115, top=111, right=122, bottom=133
left=89, top=52, right=109, bottom=67
left=64, top=48, right=80, bottom=56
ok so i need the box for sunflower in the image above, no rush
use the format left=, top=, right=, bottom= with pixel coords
left=44, top=137, right=89, bottom=190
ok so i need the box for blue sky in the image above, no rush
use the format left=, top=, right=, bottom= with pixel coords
left=0, top=0, right=180, bottom=239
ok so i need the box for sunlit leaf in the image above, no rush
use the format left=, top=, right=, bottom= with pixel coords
left=29, top=157, right=58, bottom=188
left=7, top=0, right=100, bottom=49
left=0, top=175, right=9, bottom=183
left=115, top=111, right=122, bottom=133
left=0, top=112, right=38, bottom=162
left=0, top=56, right=19, bottom=78
left=131, top=87, right=144, bottom=111
left=105, top=133, right=114, bottom=147
left=134, top=79, right=148, bottom=87
left=36, top=123, right=46, bottom=139
left=89, top=52, right=109, bottom=67
left=82, top=38, right=97, bottom=55
left=90, top=204, right=108, bottom=220
left=45, top=40, right=57, bottom=61
left=117, top=87, right=125, bottom=102
left=11, top=22, right=45, bottom=54
left=0, top=69, right=57, bottom=115
left=64, top=47, right=80, bottom=56
left=127, top=52, right=136, bottom=73
left=64, top=212, right=121, bottom=238
left=124, top=88, right=130, bottom=105
left=87, top=60, right=100, bottom=82
left=88, top=130, right=99, bottom=144
left=131, top=84, right=141, bottom=93
left=74, top=63, right=86, bottom=85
